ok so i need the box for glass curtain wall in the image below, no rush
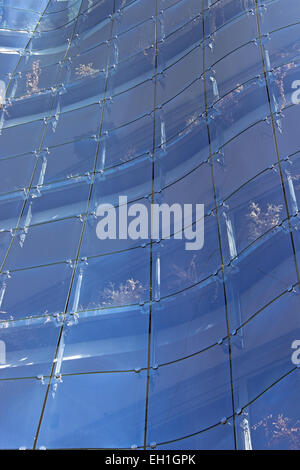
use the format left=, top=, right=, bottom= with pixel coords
left=0, top=0, right=299, bottom=450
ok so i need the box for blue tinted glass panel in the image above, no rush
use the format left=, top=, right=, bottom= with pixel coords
left=0, top=317, right=59, bottom=379
left=236, top=370, right=300, bottom=450
left=0, top=378, right=49, bottom=450
left=0, top=0, right=299, bottom=451
left=157, top=421, right=235, bottom=450
left=147, top=344, right=233, bottom=443
left=0, top=263, right=72, bottom=321
left=62, top=306, right=149, bottom=374
left=36, top=372, right=147, bottom=449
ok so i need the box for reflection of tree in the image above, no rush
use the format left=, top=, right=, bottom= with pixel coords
left=247, top=201, right=283, bottom=240
left=252, top=414, right=300, bottom=450
left=101, top=278, right=145, bottom=306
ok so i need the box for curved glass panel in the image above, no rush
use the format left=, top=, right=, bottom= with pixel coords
left=0, top=0, right=299, bottom=451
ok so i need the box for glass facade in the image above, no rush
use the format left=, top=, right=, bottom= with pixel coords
left=0, top=0, right=299, bottom=450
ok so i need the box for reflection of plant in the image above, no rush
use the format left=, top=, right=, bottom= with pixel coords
left=217, top=85, right=244, bottom=126
left=247, top=201, right=283, bottom=240
left=75, top=63, right=99, bottom=78
left=26, top=60, right=41, bottom=94
left=186, top=113, right=199, bottom=128
left=273, top=63, right=296, bottom=111
left=172, top=254, right=199, bottom=286
left=178, top=112, right=201, bottom=137
left=252, top=414, right=300, bottom=450
left=121, top=145, right=136, bottom=162
left=101, top=278, right=145, bottom=306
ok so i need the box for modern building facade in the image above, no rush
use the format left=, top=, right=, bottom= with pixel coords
left=0, top=0, right=300, bottom=450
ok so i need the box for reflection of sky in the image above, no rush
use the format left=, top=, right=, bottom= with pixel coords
left=0, top=0, right=299, bottom=450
